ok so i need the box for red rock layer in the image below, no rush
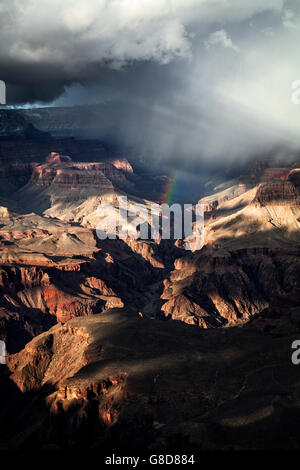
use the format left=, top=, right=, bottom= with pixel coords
left=254, top=181, right=298, bottom=205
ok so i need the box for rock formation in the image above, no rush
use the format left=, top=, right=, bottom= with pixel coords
left=0, top=307, right=300, bottom=450
left=0, top=126, right=299, bottom=451
left=162, top=160, right=300, bottom=327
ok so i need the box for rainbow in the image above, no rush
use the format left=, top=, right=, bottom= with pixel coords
left=161, top=171, right=180, bottom=205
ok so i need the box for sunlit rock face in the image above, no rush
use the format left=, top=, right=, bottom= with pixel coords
left=1, top=148, right=300, bottom=346
left=0, top=127, right=299, bottom=451
left=28, top=153, right=116, bottom=195
left=254, top=181, right=298, bottom=205
left=112, top=158, right=133, bottom=173
left=162, top=159, right=300, bottom=328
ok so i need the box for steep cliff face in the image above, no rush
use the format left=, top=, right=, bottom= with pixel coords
left=254, top=181, right=298, bottom=205
left=260, top=167, right=290, bottom=181
left=162, top=161, right=300, bottom=328
left=1, top=139, right=299, bottom=349
left=25, top=152, right=116, bottom=191
left=15, top=153, right=141, bottom=227
left=0, top=206, right=175, bottom=351
left=1, top=125, right=300, bottom=450
left=0, top=131, right=114, bottom=194
left=112, top=158, right=134, bottom=173
left=1, top=307, right=300, bottom=450
left=200, top=162, right=300, bottom=213
left=200, top=184, right=248, bottom=212
left=0, top=259, right=124, bottom=351
left=161, top=247, right=300, bottom=327
left=0, top=207, right=125, bottom=351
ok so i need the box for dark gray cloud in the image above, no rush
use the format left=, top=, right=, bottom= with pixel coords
left=1, top=0, right=300, bottom=163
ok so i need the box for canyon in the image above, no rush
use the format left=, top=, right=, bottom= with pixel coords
left=1, top=304, right=300, bottom=450
left=0, top=109, right=299, bottom=450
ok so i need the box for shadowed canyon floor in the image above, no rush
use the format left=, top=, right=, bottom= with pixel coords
left=1, top=306, right=300, bottom=450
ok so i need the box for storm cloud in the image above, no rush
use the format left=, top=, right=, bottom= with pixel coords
left=1, top=0, right=300, bottom=164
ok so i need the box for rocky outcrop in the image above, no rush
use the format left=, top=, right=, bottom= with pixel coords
left=161, top=160, right=300, bottom=328
left=0, top=264, right=103, bottom=333
left=200, top=184, right=247, bottom=212
left=254, top=181, right=298, bottom=205
left=1, top=307, right=300, bottom=450
left=260, top=167, right=290, bottom=181
left=29, top=153, right=116, bottom=190
left=0, top=209, right=175, bottom=351
left=112, top=159, right=133, bottom=173
left=0, top=133, right=115, bottom=194
left=1, top=125, right=300, bottom=451
left=0, top=218, right=129, bottom=351
left=15, top=152, right=140, bottom=226
left=161, top=247, right=300, bottom=327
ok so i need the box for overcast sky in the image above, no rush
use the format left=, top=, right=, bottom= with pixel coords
left=1, top=0, right=300, bottom=164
